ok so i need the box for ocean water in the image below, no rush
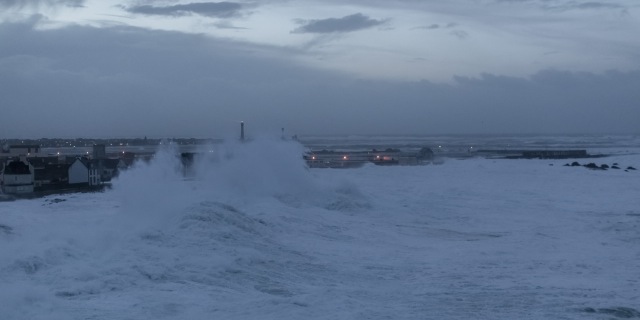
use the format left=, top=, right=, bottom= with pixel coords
left=1, top=135, right=639, bottom=319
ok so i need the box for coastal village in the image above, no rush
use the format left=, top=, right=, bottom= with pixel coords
left=0, top=137, right=217, bottom=199
left=0, top=140, right=432, bottom=198
left=0, top=144, right=136, bottom=197
left=2, top=128, right=628, bottom=199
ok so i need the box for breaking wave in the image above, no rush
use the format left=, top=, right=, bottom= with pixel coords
left=0, top=136, right=374, bottom=319
left=110, top=135, right=371, bottom=229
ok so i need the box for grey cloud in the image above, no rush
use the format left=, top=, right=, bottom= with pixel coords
left=414, top=24, right=440, bottom=30
left=210, top=21, right=248, bottom=29
left=498, top=0, right=628, bottom=11
left=494, top=0, right=626, bottom=11
left=413, top=22, right=458, bottom=31
left=0, top=0, right=83, bottom=8
left=1, top=20, right=639, bottom=137
left=126, top=2, right=243, bottom=18
left=0, top=20, right=342, bottom=137
left=442, top=70, right=640, bottom=134
left=575, top=2, right=624, bottom=9
left=542, top=1, right=625, bottom=11
left=450, top=30, right=468, bottom=39
left=292, top=13, right=386, bottom=34
left=413, top=22, right=467, bottom=39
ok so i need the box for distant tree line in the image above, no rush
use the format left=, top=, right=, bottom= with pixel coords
left=1, top=137, right=221, bottom=149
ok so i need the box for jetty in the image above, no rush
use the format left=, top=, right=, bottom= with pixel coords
left=475, top=149, right=603, bottom=159
left=304, top=147, right=435, bottom=168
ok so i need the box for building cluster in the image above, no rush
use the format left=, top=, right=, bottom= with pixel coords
left=1, top=144, right=135, bottom=195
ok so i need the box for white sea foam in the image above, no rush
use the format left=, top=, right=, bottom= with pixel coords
left=0, top=136, right=639, bottom=319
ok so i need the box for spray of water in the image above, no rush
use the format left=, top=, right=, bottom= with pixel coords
left=107, top=135, right=361, bottom=233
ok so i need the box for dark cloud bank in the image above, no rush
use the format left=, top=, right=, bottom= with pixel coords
left=292, top=13, right=386, bottom=33
left=1, top=19, right=639, bottom=137
left=125, top=2, right=244, bottom=18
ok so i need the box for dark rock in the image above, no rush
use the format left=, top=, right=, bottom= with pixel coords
left=564, top=163, right=571, bottom=167
left=600, top=164, right=609, bottom=169
left=613, top=163, right=619, bottom=166
left=571, top=161, right=581, bottom=167
left=627, top=166, right=637, bottom=170
left=584, top=163, right=601, bottom=169
left=612, top=165, right=620, bottom=169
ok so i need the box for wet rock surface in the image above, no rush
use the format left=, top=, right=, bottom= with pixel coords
left=563, top=161, right=637, bottom=172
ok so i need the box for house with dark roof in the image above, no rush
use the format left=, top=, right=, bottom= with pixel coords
left=34, top=163, right=71, bottom=191
left=120, top=151, right=137, bottom=168
left=1, top=160, right=34, bottom=194
left=95, top=158, right=120, bottom=182
left=28, top=156, right=59, bottom=169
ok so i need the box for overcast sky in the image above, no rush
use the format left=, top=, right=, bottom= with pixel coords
left=1, top=0, right=639, bottom=138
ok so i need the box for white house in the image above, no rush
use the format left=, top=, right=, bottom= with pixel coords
left=68, top=158, right=101, bottom=186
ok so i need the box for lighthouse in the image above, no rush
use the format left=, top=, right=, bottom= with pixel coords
left=240, top=121, right=245, bottom=142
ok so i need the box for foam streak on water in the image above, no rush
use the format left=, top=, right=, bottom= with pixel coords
left=0, top=135, right=639, bottom=319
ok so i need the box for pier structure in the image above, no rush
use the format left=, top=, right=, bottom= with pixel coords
left=304, top=147, right=434, bottom=168
left=475, top=149, right=592, bottom=159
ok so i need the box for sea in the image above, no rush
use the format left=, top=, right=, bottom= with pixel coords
left=1, top=134, right=639, bottom=320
